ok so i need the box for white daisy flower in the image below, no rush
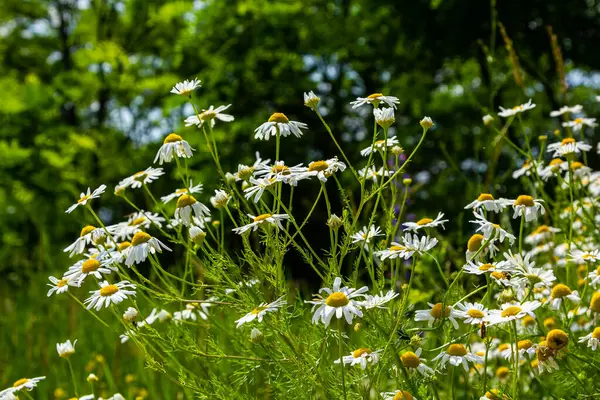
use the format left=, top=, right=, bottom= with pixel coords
left=455, top=302, right=489, bottom=325
left=569, top=249, right=600, bottom=264
left=547, top=137, right=592, bottom=157
left=512, top=159, right=538, bottom=179
left=399, top=348, right=434, bottom=377
left=111, top=211, right=165, bottom=241
left=300, top=157, right=346, bottom=183
left=497, top=99, right=536, bottom=117
left=173, top=303, right=209, bottom=323
left=123, top=307, right=138, bottom=322
left=63, top=225, right=106, bottom=257
left=500, top=339, right=537, bottom=360
left=254, top=161, right=306, bottom=185
left=63, top=257, right=116, bottom=285
left=381, top=390, right=418, bottom=400
left=116, top=167, right=164, bottom=190
left=358, top=290, right=399, bottom=309
left=375, top=242, right=411, bottom=261
left=403, top=212, right=448, bottom=232
left=373, top=107, right=396, bottom=128
left=254, top=112, right=308, bottom=140
left=360, top=136, right=399, bottom=157
left=232, top=213, right=289, bottom=235
left=470, top=212, right=516, bottom=245
left=537, top=158, right=568, bottom=181
left=464, top=193, right=511, bottom=213
left=485, top=301, right=541, bottom=325
left=9, top=376, right=46, bottom=392
left=546, top=284, right=580, bottom=310
left=511, top=195, right=545, bottom=222
left=432, top=343, right=483, bottom=372
left=525, top=225, right=561, bottom=245
left=66, top=184, right=107, bottom=213
left=184, top=104, right=234, bottom=128
left=170, top=78, right=201, bottom=95
left=123, top=232, right=171, bottom=266
left=549, top=105, right=583, bottom=117
left=56, top=339, right=77, bottom=358
left=303, top=91, right=320, bottom=108
left=210, top=189, right=231, bottom=209
left=415, top=303, right=460, bottom=329
left=512, top=266, right=556, bottom=290
left=350, top=93, right=400, bottom=109
left=84, top=280, right=136, bottom=311
left=235, top=296, right=287, bottom=328
left=351, top=225, right=383, bottom=245
left=335, top=348, right=382, bottom=369
left=153, top=133, right=194, bottom=165
left=462, top=261, right=508, bottom=276
left=401, top=233, right=439, bottom=256
left=243, top=177, right=276, bottom=203
left=586, top=266, right=600, bottom=288
left=160, top=181, right=203, bottom=204
left=358, top=166, right=391, bottom=182
left=578, top=327, right=600, bottom=350
left=47, top=276, right=79, bottom=297
left=174, top=194, right=211, bottom=226
left=304, top=277, right=368, bottom=327
left=562, top=117, right=598, bottom=132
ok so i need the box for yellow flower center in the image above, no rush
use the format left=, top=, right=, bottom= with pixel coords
left=530, top=359, right=539, bottom=369
left=518, top=339, right=533, bottom=350
left=491, top=271, right=506, bottom=280
left=467, top=309, right=485, bottom=318
left=485, top=389, right=502, bottom=400
left=447, top=343, right=467, bottom=356
left=100, top=284, right=119, bottom=297
left=367, top=93, right=383, bottom=99
left=549, top=158, right=563, bottom=167
left=574, top=118, right=584, bottom=124
left=496, top=366, right=510, bottom=379
left=514, top=195, right=534, bottom=207
left=536, top=341, right=554, bottom=361
left=498, top=343, right=510, bottom=352
left=13, top=378, right=28, bottom=387
left=546, top=329, right=568, bottom=349
left=501, top=306, right=522, bottom=317
left=522, top=315, right=536, bottom=326
left=477, top=193, right=494, bottom=201
left=544, top=317, right=557, bottom=330
left=176, top=194, right=197, bottom=208
left=479, top=263, right=493, bottom=271
left=271, top=165, right=290, bottom=174
left=561, top=137, right=576, bottom=145
left=57, top=278, right=69, bottom=287
left=393, top=391, right=414, bottom=400
left=118, top=241, right=132, bottom=251
left=200, top=110, right=217, bottom=120
left=522, top=159, right=530, bottom=168
left=268, top=112, right=289, bottom=123
left=592, top=327, right=600, bottom=339
left=129, top=217, right=146, bottom=226
left=77, top=194, right=91, bottom=204
left=251, top=306, right=267, bottom=315
left=253, top=213, right=272, bottom=223
left=400, top=351, right=420, bottom=368
left=325, top=292, right=350, bottom=307
left=467, top=234, right=484, bottom=252
left=308, top=160, right=329, bottom=172
left=133, top=171, right=146, bottom=181
left=389, top=245, right=406, bottom=251
left=571, top=161, right=584, bottom=170
left=81, top=259, right=101, bottom=273
left=175, top=188, right=188, bottom=195
left=430, top=303, right=451, bottom=319
left=164, top=133, right=183, bottom=144
left=80, top=225, right=96, bottom=237
left=374, top=139, right=386, bottom=146
left=131, top=232, right=151, bottom=246
left=551, top=283, right=572, bottom=298
left=417, top=218, right=433, bottom=225
left=352, top=348, right=371, bottom=358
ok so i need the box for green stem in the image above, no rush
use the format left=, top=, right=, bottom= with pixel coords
left=66, top=358, right=79, bottom=397
left=337, top=319, right=348, bottom=400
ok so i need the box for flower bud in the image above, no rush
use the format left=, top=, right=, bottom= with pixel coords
left=210, top=189, right=231, bottom=209
left=123, top=307, right=138, bottom=322
left=538, top=135, right=547, bottom=142
left=391, top=145, right=404, bottom=156
left=410, top=335, right=422, bottom=347
left=402, top=178, right=412, bottom=186
left=87, top=374, right=98, bottom=383
left=327, top=214, right=343, bottom=230
left=250, top=327, right=264, bottom=343
left=190, top=226, right=206, bottom=245
left=482, top=114, right=494, bottom=126
left=420, top=116, right=434, bottom=129
left=303, top=91, right=320, bottom=109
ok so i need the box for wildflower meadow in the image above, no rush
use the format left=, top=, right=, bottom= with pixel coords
left=2, top=1, right=600, bottom=400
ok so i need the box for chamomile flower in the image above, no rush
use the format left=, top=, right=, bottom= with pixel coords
left=501, top=339, right=537, bottom=361
left=303, top=91, right=320, bottom=108
left=160, top=181, right=203, bottom=203
left=47, top=276, right=79, bottom=297
left=373, top=107, right=396, bottom=128
left=9, top=376, right=46, bottom=392
left=465, top=193, right=511, bottom=213
left=537, top=158, right=568, bottom=181
left=403, top=212, right=448, bottom=232
left=511, top=195, right=545, bottom=222
left=401, top=233, right=439, bottom=256
left=562, top=117, right=598, bottom=132
left=235, top=296, right=287, bottom=328
left=375, top=242, right=410, bottom=260
left=360, top=136, right=399, bottom=156
left=456, top=302, right=489, bottom=325
left=254, top=161, right=306, bottom=184
left=470, top=212, right=515, bottom=245
left=512, top=159, right=538, bottom=179
left=432, top=343, right=483, bottom=372
left=466, top=234, right=499, bottom=261
left=305, top=277, right=368, bottom=327
left=66, top=184, right=107, bottom=213
left=184, top=104, right=233, bottom=128
left=301, top=157, right=346, bottom=182
left=64, top=225, right=106, bottom=257
left=153, top=133, right=194, bottom=165
left=173, top=303, right=209, bottom=322
left=84, top=280, right=136, bottom=311
left=586, top=266, right=600, bottom=287
left=111, top=211, right=165, bottom=241
left=547, top=137, right=592, bottom=157
left=513, top=266, right=556, bottom=290
left=497, top=99, right=536, bottom=117
left=463, top=261, right=508, bottom=276
left=335, top=348, right=382, bottom=369
left=243, top=177, right=276, bottom=203
left=117, top=167, right=164, bottom=190
left=358, top=290, right=399, bottom=309
left=56, top=339, right=77, bottom=358
left=525, top=225, right=561, bottom=245
left=123, top=307, right=138, bottom=322
left=546, top=284, right=580, bottom=310
left=170, top=78, right=201, bottom=95
left=63, top=257, right=115, bottom=285
left=381, top=390, right=417, bottom=400
left=415, top=303, right=460, bottom=329
left=210, top=189, right=231, bottom=209
left=254, top=113, right=308, bottom=140
left=123, top=232, right=171, bottom=266
left=232, top=213, right=289, bottom=235
left=399, top=348, right=434, bottom=377
left=578, top=327, right=600, bottom=350
left=174, top=194, right=211, bottom=226
left=569, top=249, right=600, bottom=264
left=351, top=225, right=383, bottom=245
left=486, top=301, right=541, bottom=325
left=549, top=105, right=583, bottom=117
left=358, top=166, right=391, bottom=182
left=350, top=93, right=400, bottom=109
